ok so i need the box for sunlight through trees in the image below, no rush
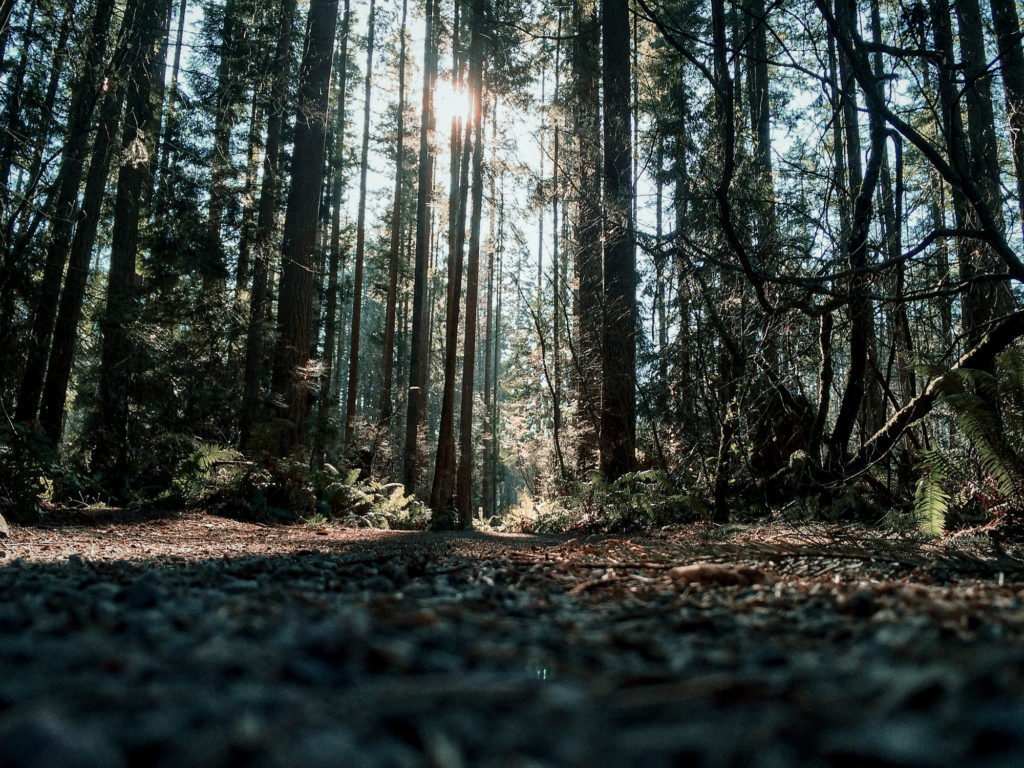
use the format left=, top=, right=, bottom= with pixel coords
left=4, top=0, right=1024, bottom=536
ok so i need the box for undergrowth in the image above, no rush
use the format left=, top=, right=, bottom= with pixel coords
left=206, top=454, right=430, bottom=530
left=0, top=419, right=55, bottom=521
left=502, top=470, right=707, bottom=534
left=913, top=353, right=1024, bottom=537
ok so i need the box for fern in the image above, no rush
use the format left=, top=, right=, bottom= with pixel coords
left=944, top=391, right=1024, bottom=499
left=914, top=448, right=954, bottom=536
left=915, top=362, right=1024, bottom=536
left=953, top=368, right=1001, bottom=405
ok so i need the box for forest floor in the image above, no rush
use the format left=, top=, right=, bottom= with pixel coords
left=3, top=509, right=1024, bottom=766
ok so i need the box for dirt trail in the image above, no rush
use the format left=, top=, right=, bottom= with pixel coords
left=2, top=511, right=1024, bottom=767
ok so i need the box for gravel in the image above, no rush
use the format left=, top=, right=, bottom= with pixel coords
left=2, top=528, right=1024, bottom=766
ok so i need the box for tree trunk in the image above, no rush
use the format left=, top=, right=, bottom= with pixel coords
left=239, top=0, right=298, bottom=451
left=154, top=0, right=187, bottom=213
left=653, top=137, right=669, bottom=382
left=38, top=77, right=128, bottom=444
left=380, top=0, right=409, bottom=425
left=572, top=1, right=602, bottom=472
left=826, top=0, right=887, bottom=463
left=550, top=9, right=564, bottom=478
left=17, top=5, right=75, bottom=235
left=138, top=0, right=173, bottom=222
left=928, top=0, right=980, bottom=352
left=429, top=100, right=473, bottom=519
left=747, top=0, right=775, bottom=266
left=269, top=0, right=340, bottom=456
left=990, top=0, right=1024, bottom=242
left=402, top=0, right=437, bottom=491
left=235, top=95, right=264, bottom=303
left=599, top=0, right=635, bottom=481
left=956, top=0, right=1015, bottom=336
left=481, top=115, right=496, bottom=518
left=14, top=0, right=110, bottom=423
left=429, top=0, right=470, bottom=518
left=311, top=0, right=352, bottom=464
left=343, top=0, right=376, bottom=448
left=0, top=0, right=16, bottom=62
left=491, top=176, right=504, bottom=514
left=207, top=0, right=240, bottom=247
left=0, top=0, right=36, bottom=214
left=870, top=0, right=915, bottom=418
left=94, top=0, right=169, bottom=493
left=454, top=0, right=485, bottom=528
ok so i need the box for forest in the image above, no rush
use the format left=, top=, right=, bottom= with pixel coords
left=10, top=0, right=1024, bottom=760
left=3, top=0, right=1024, bottom=535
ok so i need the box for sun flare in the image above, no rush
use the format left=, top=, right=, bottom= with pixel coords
left=433, top=79, right=473, bottom=128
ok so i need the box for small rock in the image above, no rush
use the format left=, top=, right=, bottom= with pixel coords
left=67, top=554, right=86, bottom=569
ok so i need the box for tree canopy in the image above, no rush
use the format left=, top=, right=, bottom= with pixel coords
left=3, top=0, right=1024, bottom=534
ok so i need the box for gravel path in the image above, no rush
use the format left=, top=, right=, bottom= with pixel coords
left=2, top=512, right=1024, bottom=767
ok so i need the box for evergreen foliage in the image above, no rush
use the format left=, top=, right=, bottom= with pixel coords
left=3, top=0, right=1024, bottom=534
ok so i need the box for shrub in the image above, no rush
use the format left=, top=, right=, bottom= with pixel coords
left=503, top=470, right=706, bottom=534
left=0, top=421, right=51, bottom=521
left=208, top=455, right=430, bottom=529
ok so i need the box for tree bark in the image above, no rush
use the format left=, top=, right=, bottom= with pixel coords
left=235, top=96, right=264, bottom=303
left=94, top=0, right=170, bottom=492
left=491, top=177, right=504, bottom=514
left=207, top=0, right=242, bottom=250
left=343, top=0, right=376, bottom=448
left=0, top=0, right=16, bottom=62
left=312, top=0, right=351, bottom=464
left=991, top=0, right=1024, bottom=242
left=746, top=0, right=775, bottom=266
left=430, top=97, right=473, bottom=520
left=572, top=1, right=602, bottom=472
left=14, top=0, right=109, bottom=423
left=481, top=113, right=496, bottom=518
left=268, top=0, right=339, bottom=456
left=380, top=0, right=409, bottom=425
left=955, top=0, right=1015, bottom=337
left=825, top=0, right=888, bottom=464
left=599, top=0, right=636, bottom=481
left=550, top=9, right=564, bottom=478
left=402, top=0, right=437, bottom=491
left=0, top=0, right=36, bottom=217
left=154, top=0, right=187, bottom=213
left=16, top=4, right=75, bottom=236
left=38, top=74, right=128, bottom=444
left=454, top=0, right=485, bottom=528
left=239, top=0, right=298, bottom=451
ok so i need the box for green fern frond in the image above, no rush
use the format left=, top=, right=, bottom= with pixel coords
left=944, top=393, right=1000, bottom=440
left=941, top=390, right=1024, bottom=499
left=914, top=451, right=950, bottom=537
left=917, top=447, right=958, bottom=481
left=954, top=368, right=1001, bottom=404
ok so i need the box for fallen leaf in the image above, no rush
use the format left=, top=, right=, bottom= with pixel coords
left=669, top=563, right=775, bottom=587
